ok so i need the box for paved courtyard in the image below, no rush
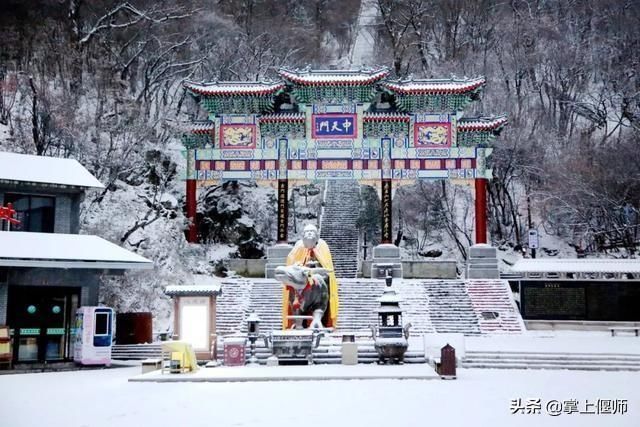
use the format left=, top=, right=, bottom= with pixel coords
left=1, top=363, right=637, bottom=427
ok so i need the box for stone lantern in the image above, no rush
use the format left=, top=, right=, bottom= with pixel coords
left=371, top=274, right=411, bottom=364
left=246, top=311, right=262, bottom=365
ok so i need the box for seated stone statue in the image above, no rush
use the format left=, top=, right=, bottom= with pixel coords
left=281, top=224, right=339, bottom=329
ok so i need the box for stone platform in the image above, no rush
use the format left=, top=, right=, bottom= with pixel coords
left=128, top=363, right=439, bottom=383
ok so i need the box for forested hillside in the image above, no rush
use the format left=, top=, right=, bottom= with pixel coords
left=1, top=0, right=639, bottom=326
left=373, top=0, right=640, bottom=258
left=0, top=0, right=360, bottom=327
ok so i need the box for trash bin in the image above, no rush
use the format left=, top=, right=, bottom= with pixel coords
left=115, top=312, right=152, bottom=344
left=437, top=344, right=456, bottom=379
left=223, top=337, right=246, bottom=366
left=341, top=334, right=358, bottom=365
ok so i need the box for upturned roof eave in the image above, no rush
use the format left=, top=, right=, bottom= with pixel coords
left=182, top=80, right=285, bottom=97
left=380, top=76, right=486, bottom=96
left=458, top=115, right=508, bottom=132
left=277, top=67, right=390, bottom=86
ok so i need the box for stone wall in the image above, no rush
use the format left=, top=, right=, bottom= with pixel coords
left=362, top=260, right=458, bottom=279
left=227, top=258, right=458, bottom=279
left=226, top=259, right=268, bottom=277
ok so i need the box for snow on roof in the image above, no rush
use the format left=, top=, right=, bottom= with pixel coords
left=376, top=305, right=403, bottom=313
left=0, top=231, right=152, bottom=269
left=381, top=77, right=486, bottom=95
left=278, top=68, right=390, bottom=86
left=259, top=113, right=305, bottom=123
left=379, top=291, right=402, bottom=304
left=183, top=81, right=285, bottom=96
left=0, top=151, right=104, bottom=188
left=165, top=275, right=222, bottom=296
left=512, top=258, right=640, bottom=274
left=458, top=116, right=508, bottom=132
left=191, top=121, right=214, bottom=134
left=363, top=112, right=411, bottom=122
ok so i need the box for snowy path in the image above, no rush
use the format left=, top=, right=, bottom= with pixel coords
left=1, top=365, right=638, bottom=426
left=349, top=0, right=379, bottom=66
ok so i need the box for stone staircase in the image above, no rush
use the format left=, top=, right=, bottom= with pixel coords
left=422, top=280, right=481, bottom=335
left=320, top=180, right=361, bottom=278
left=215, top=278, right=253, bottom=334
left=398, top=280, right=436, bottom=334
left=461, top=351, right=640, bottom=371
left=465, top=280, right=525, bottom=334
left=215, top=279, right=516, bottom=336
left=216, top=279, right=281, bottom=335
left=112, top=343, right=163, bottom=360
left=335, top=279, right=434, bottom=334
left=243, top=279, right=282, bottom=332
left=335, top=279, right=382, bottom=332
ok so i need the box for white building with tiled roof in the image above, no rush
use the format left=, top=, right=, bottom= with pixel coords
left=0, top=151, right=152, bottom=365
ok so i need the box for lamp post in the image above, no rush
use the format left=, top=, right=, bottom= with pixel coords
left=247, top=312, right=261, bottom=365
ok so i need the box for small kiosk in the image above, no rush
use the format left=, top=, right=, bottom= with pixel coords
left=73, top=307, right=115, bottom=366
left=164, top=276, right=221, bottom=361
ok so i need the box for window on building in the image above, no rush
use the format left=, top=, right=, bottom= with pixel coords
left=4, top=194, right=55, bottom=232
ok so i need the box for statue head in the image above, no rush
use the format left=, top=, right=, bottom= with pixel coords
left=302, top=224, right=319, bottom=249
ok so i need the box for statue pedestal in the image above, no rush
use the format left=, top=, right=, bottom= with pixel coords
left=265, top=243, right=292, bottom=278
left=466, top=244, right=500, bottom=279
left=371, top=244, right=403, bottom=279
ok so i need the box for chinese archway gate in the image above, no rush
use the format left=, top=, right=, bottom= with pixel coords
left=181, top=68, right=506, bottom=253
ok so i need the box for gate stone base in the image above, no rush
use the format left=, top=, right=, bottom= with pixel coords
left=371, top=244, right=403, bottom=279
left=265, top=243, right=293, bottom=278
left=466, top=244, right=500, bottom=279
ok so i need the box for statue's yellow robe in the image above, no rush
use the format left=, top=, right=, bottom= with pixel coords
left=281, top=239, right=339, bottom=329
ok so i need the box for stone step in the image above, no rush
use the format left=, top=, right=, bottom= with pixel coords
left=319, top=180, right=361, bottom=279
left=464, top=357, right=640, bottom=366
left=462, top=362, right=640, bottom=371
left=466, top=351, right=640, bottom=360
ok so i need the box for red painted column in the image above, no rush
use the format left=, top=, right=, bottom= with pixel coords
left=475, top=178, right=488, bottom=244
left=186, top=179, right=197, bottom=243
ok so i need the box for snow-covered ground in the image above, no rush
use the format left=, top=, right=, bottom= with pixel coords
left=1, top=364, right=637, bottom=427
